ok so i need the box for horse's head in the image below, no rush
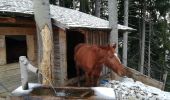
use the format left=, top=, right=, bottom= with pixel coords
left=104, top=43, right=126, bottom=76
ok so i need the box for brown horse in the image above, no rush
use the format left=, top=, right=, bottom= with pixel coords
left=74, top=43, right=126, bottom=86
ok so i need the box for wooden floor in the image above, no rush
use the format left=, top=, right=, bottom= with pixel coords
left=0, top=63, right=38, bottom=97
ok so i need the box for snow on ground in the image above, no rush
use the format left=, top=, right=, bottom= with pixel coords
left=11, top=83, right=42, bottom=96
left=100, top=77, right=170, bottom=100
left=10, top=78, right=170, bottom=99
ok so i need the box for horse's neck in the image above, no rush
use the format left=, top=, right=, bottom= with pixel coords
left=94, top=48, right=108, bottom=63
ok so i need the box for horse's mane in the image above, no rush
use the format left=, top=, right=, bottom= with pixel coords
left=74, top=43, right=84, bottom=53
left=98, top=45, right=111, bottom=50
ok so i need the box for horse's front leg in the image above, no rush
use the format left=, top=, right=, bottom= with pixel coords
left=92, top=66, right=102, bottom=86
left=94, top=73, right=101, bottom=86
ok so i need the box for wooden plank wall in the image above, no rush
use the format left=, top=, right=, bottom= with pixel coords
left=53, top=28, right=60, bottom=86
left=53, top=28, right=67, bottom=86
left=86, top=30, right=109, bottom=45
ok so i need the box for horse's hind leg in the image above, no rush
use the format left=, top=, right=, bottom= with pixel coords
left=85, top=72, right=90, bottom=86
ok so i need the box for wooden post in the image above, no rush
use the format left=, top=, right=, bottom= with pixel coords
left=108, top=0, right=118, bottom=78
left=58, top=29, right=67, bottom=86
left=26, top=35, right=35, bottom=61
left=140, top=0, right=146, bottom=74
left=33, top=0, right=54, bottom=85
left=148, top=21, right=151, bottom=77
left=108, top=0, right=118, bottom=50
left=122, top=0, right=129, bottom=66
left=0, top=35, right=6, bottom=65
left=19, top=56, right=28, bottom=90
left=19, top=56, right=38, bottom=90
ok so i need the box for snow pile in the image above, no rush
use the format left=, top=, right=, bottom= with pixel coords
left=91, top=87, right=115, bottom=99
left=11, top=83, right=42, bottom=96
left=102, top=77, right=170, bottom=100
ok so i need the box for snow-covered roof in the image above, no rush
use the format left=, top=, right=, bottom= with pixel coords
left=0, top=0, right=135, bottom=31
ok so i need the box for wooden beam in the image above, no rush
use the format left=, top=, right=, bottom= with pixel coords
left=0, top=27, right=36, bottom=35
left=0, top=17, right=16, bottom=23
left=58, top=29, right=67, bottom=86
left=52, top=19, right=68, bottom=30
left=112, top=67, right=164, bottom=90
left=15, top=17, right=34, bottom=25
left=0, top=17, right=35, bottom=25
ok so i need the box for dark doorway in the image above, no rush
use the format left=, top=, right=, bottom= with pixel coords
left=67, top=31, right=85, bottom=79
left=5, top=35, right=27, bottom=64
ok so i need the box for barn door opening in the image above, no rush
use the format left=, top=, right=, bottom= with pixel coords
left=5, top=35, right=27, bottom=64
left=66, top=30, right=85, bottom=79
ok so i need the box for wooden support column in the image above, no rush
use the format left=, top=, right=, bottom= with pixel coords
left=58, top=29, right=67, bottom=86
left=26, top=35, right=35, bottom=61
left=33, top=0, right=54, bottom=85
left=0, top=35, right=6, bottom=65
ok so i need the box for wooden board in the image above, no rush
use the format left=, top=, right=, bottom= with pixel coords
left=111, top=67, right=164, bottom=90
left=58, top=29, right=67, bottom=86
left=0, top=35, right=6, bottom=65
left=0, top=27, right=36, bottom=35
left=26, top=35, right=35, bottom=61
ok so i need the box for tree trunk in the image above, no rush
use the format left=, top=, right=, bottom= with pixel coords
left=80, top=0, right=89, bottom=13
left=162, top=71, right=168, bottom=90
left=140, top=0, right=146, bottom=74
left=73, top=0, right=76, bottom=9
left=108, top=0, right=118, bottom=78
left=59, top=0, right=65, bottom=7
left=148, top=21, right=151, bottom=77
left=95, top=0, right=101, bottom=17
left=33, top=0, right=54, bottom=85
left=108, top=0, right=118, bottom=52
left=122, top=0, right=129, bottom=66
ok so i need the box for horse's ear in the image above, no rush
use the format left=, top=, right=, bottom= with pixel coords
left=109, top=43, right=116, bottom=49
left=112, top=43, right=116, bottom=49
left=108, top=43, right=116, bottom=49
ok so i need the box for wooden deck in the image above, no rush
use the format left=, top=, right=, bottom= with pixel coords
left=0, top=63, right=38, bottom=97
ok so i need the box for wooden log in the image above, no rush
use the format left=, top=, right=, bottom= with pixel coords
left=125, top=67, right=163, bottom=89
left=26, top=35, right=35, bottom=61
left=33, top=0, right=54, bottom=86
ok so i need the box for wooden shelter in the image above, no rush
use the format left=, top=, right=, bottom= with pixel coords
left=0, top=0, right=135, bottom=97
